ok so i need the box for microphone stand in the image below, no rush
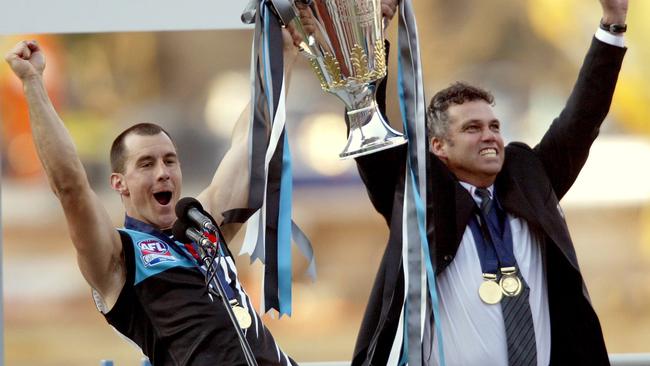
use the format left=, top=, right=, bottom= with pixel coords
left=196, top=240, right=258, bottom=366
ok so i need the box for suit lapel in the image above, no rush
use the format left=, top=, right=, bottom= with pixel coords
left=495, top=173, right=538, bottom=227
left=495, top=167, right=580, bottom=271
left=454, top=184, right=476, bottom=245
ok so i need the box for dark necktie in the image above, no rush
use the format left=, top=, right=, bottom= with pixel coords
left=475, top=188, right=538, bottom=366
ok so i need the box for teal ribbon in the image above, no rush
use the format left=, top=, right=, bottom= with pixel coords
left=278, top=130, right=293, bottom=316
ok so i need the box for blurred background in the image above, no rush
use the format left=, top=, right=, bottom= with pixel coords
left=2, top=0, right=650, bottom=364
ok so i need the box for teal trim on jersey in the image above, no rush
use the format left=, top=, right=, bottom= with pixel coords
left=120, top=228, right=197, bottom=286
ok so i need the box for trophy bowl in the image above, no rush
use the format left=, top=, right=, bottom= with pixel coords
left=287, top=0, right=407, bottom=159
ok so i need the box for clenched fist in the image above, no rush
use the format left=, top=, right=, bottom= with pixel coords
left=5, top=40, right=45, bottom=81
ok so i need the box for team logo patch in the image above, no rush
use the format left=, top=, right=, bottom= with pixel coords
left=138, top=239, right=176, bottom=267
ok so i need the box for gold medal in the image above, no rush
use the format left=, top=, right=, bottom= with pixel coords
left=230, top=301, right=252, bottom=329
left=499, top=267, right=522, bottom=297
left=478, top=274, right=502, bottom=304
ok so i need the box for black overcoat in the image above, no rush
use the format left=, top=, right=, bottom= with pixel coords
left=352, top=38, right=626, bottom=366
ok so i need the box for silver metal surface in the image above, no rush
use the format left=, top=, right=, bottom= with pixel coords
left=290, top=0, right=407, bottom=159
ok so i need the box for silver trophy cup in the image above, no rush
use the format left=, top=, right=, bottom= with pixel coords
left=287, top=0, right=407, bottom=159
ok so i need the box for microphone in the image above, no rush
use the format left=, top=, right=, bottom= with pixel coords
left=171, top=218, right=214, bottom=252
left=175, top=197, right=218, bottom=233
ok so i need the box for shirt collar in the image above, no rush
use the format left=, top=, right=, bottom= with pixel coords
left=458, top=181, right=494, bottom=207
left=124, top=215, right=172, bottom=237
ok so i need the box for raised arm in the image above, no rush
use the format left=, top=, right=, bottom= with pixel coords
left=197, top=29, right=300, bottom=242
left=196, top=101, right=252, bottom=242
left=353, top=0, right=405, bottom=224
left=4, top=41, right=125, bottom=309
left=600, top=0, right=628, bottom=26
left=534, top=0, right=627, bottom=199
left=354, top=74, right=407, bottom=224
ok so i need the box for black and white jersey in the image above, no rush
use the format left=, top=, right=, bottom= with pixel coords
left=94, top=216, right=295, bottom=366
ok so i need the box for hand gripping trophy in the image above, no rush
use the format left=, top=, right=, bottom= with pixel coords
left=270, top=0, right=407, bottom=159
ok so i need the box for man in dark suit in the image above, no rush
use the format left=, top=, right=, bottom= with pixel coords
left=352, top=0, right=628, bottom=365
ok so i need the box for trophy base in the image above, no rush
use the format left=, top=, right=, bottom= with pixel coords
left=339, top=135, right=408, bottom=159
left=339, top=104, right=408, bottom=160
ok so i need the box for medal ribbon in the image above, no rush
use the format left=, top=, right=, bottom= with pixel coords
left=468, top=197, right=516, bottom=275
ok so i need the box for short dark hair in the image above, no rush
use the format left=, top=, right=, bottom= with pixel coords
left=110, top=123, right=175, bottom=173
left=426, top=82, right=495, bottom=139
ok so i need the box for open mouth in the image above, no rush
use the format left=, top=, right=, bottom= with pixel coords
left=479, top=148, right=498, bottom=157
left=153, top=191, right=172, bottom=206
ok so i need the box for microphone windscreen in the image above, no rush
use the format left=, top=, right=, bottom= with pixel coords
left=171, top=219, right=190, bottom=243
left=175, top=197, right=203, bottom=219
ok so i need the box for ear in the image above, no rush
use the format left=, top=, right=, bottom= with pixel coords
left=110, top=173, right=129, bottom=196
left=430, top=136, right=448, bottom=160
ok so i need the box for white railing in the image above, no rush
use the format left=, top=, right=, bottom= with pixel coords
left=101, top=354, right=650, bottom=366
left=302, top=356, right=650, bottom=366
left=610, top=353, right=650, bottom=366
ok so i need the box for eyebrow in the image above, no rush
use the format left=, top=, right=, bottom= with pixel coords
left=460, top=118, right=500, bottom=128
left=134, top=155, right=155, bottom=166
left=133, top=152, right=178, bottom=166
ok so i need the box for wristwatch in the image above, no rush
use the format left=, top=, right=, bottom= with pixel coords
left=600, top=20, right=627, bottom=34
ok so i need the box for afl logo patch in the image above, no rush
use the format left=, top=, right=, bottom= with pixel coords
left=138, top=239, right=176, bottom=267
